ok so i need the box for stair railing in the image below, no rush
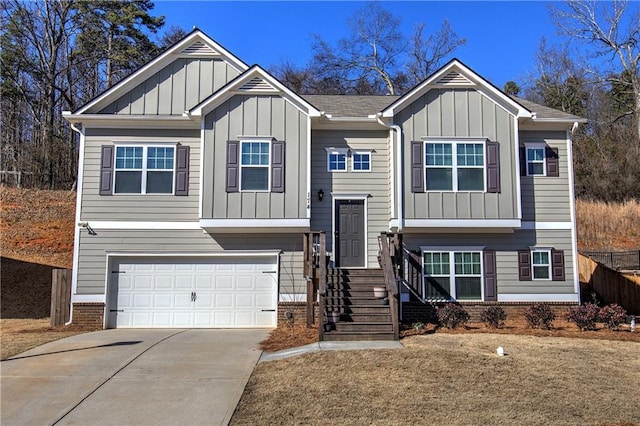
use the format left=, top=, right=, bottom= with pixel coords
left=378, top=233, right=400, bottom=340
left=303, top=231, right=327, bottom=339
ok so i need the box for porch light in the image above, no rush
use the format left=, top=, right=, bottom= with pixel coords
left=317, top=189, right=324, bottom=201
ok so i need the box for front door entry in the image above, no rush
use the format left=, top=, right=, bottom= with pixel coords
left=336, top=199, right=365, bottom=268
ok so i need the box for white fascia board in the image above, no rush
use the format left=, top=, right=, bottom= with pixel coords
left=81, top=221, right=202, bottom=230
left=498, top=294, right=579, bottom=302
left=71, top=294, right=106, bottom=303
left=520, top=221, right=573, bottom=230
left=105, top=250, right=282, bottom=257
left=73, top=31, right=248, bottom=115
left=62, top=113, right=198, bottom=129
left=404, top=219, right=521, bottom=229
left=190, top=66, right=321, bottom=118
left=199, top=218, right=310, bottom=233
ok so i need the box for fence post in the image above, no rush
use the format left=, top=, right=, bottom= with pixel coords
left=50, top=269, right=72, bottom=326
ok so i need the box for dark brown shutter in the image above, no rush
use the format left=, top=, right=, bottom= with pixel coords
left=546, top=146, right=559, bottom=177
left=271, top=140, right=285, bottom=193
left=100, top=145, right=114, bottom=195
left=174, top=145, right=190, bottom=196
left=518, top=249, right=532, bottom=281
left=486, top=141, right=500, bottom=193
left=519, top=146, right=526, bottom=176
left=483, top=250, right=497, bottom=301
left=551, top=249, right=565, bottom=281
left=411, top=141, right=424, bottom=193
left=226, top=141, right=239, bottom=192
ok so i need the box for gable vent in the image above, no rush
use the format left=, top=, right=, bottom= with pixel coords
left=180, top=41, right=218, bottom=56
left=436, top=71, right=473, bottom=86
left=238, top=77, right=277, bottom=92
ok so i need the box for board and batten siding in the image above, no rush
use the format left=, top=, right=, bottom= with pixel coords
left=403, top=229, right=575, bottom=295
left=81, top=128, right=200, bottom=221
left=310, top=130, right=391, bottom=267
left=75, top=230, right=304, bottom=296
left=97, top=58, right=241, bottom=115
left=202, top=95, right=308, bottom=220
left=396, top=88, right=519, bottom=220
left=520, top=131, right=572, bottom=222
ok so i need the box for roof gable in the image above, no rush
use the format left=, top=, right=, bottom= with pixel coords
left=381, top=59, right=532, bottom=119
left=189, top=65, right=321, bottom=118
left=74, top=30, right=249, bottom=115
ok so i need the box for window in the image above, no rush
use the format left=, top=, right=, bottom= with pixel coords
left=114, top=145, right=174, bottom=194
left=326, top=148, right=348, bottom=172
left=240, top=141, right=270, bottom=190
left=526, top=145, right=546, bottom=176
left=352, top=151, right=371, bottom=172
left=423, top=250, right=483, bottom=301
left=425, top=142, right=484, bottom=191
left=532, top=249, right=551, bottom=280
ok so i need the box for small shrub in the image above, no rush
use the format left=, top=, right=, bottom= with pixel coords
left=480, top=306, right=507, bottom=329
left=412, top=321, right=425, bottom=330
left=524, top=303, right=556, bottom=330
left=598, top=304, right=627, bottom=330
left=436, top=304, right=470, bottom=329
left=567, top=303, right=599, bottom=331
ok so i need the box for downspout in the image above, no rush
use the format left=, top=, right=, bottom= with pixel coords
left=568, top=121, right=581, bottom=303
left=66, top=122, right=84, bottom=326
left=376, top=115, right=403, bottom=232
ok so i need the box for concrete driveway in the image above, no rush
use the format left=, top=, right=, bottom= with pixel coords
left=1, top=329, right=268, bottom=425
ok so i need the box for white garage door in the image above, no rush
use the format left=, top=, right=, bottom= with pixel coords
left=108, top=256, right=277, bottom=328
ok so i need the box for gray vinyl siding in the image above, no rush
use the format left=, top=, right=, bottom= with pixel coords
left=75, top=229, right=304, bottom=296
left=520, top=131, right=572, bottom=222
left=81, top=128, right=200, bottom=221
left=97, top=58, right=241, bottom=115
left=202, top=95, right=308, bottom=219
left=397, top=88, right=519, bottom=220
left=402, top=229, right=575, bottom=295
left=310, top=130, right=391, bottom=267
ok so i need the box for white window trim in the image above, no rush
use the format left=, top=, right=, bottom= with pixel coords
left=530, top=247, right=552, bottom=281
left=423, top=140, right=486, bottom=192
left=113, top=144, right=176, bottom=195
left=239, top=138, right=272, bottom=192
left=420, top=247, right=485, bottom=301
left=525, top=142, right=547, bottom=177
left=351, top=149, right=372, bottom=172
left=325, top=147, right=348, bottom=172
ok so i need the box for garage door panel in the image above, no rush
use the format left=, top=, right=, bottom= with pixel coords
left=110, top=256, right=277, bottom=328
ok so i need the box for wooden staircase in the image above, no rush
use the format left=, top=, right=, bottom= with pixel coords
left=322, top=268, right=395, bottom=341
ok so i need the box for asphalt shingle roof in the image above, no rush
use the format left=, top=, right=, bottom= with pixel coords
left=511, top=96, right=586, bottom=121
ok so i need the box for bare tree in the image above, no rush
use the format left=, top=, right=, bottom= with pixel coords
left=552, top=0, right=640, bottom=142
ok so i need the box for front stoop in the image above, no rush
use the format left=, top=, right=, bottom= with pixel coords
left=323, top=268, right=395, bottom=341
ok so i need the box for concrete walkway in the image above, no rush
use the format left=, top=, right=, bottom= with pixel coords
left=259, top=340, right=403, bottom=362
left=1, top=329, right=267, bottom=426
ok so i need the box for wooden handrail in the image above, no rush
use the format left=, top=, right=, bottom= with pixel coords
left=378, top=232, right=400, bottom=340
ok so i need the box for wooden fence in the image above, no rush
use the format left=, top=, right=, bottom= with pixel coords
left=578, top=254, right=640, bottom=314
left=50, top=269, right=72, bottom=326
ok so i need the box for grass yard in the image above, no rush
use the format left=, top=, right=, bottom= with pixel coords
left=231, top=333, right=640, bottom=425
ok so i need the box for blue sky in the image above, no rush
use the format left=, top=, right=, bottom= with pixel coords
left=152, top=1, right=561, bottom=88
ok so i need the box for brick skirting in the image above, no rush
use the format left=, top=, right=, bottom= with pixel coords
left=401, top=301, right=578, bottom=323
left=278, top=302, right=318, bottom=327
left=72, top=303, right=105, bottom=328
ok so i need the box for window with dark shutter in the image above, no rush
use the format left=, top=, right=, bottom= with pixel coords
left=174, top=145, right=190, bottom=196
left=226, top=141, right=239, bottom=192
left=100, top=145, right=114, bottom=195
left=271, top=141, right=285, bottom=193
left=551, top=249, right=565, bottom=281
left=518, top=249, right=532, bottom=281
left=546, top=147, right=559, bottom=177
left=486, top=142, right=500, bottom=193
left=483, top=250, right=497, bottom=301
left=411, top=141, right=424, bottom=192
left=519, top=147, right=526, bottom=177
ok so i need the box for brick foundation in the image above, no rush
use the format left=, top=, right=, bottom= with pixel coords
left=278, top=302, right=318, bottom=327
left=401, top=301, right=578, bottom=324
left=72, top=303, right=105, bottom=328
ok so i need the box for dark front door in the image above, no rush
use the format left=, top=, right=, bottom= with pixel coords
left=336, top=199, right=365, bottom=268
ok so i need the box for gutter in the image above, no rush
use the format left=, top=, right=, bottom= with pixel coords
left=66, top=122, right=84, bottom=326
left=376, top=115, right=403, bottom=232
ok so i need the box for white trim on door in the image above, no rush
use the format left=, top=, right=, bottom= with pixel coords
left=331, top=194, right=369, bottom=268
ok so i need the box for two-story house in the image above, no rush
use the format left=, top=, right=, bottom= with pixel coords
left=63, top=29, right=585, bottom=339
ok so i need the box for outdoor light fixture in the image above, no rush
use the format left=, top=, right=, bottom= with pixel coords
left=317, top=189, right=324, bottom=201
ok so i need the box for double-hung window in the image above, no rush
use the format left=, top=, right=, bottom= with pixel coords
left=531, top=249, right=551, bottom=280
left=425, top=141, right=484, bottom=191
left=326, top=148, right=348, bottom=172
left=423, top=249, right=483, bottom=301
left=526, top=144, right=546, bottom=176
left=240, top=141, right=270, bottom=191
left=114, top=145, right=174, bottom=194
